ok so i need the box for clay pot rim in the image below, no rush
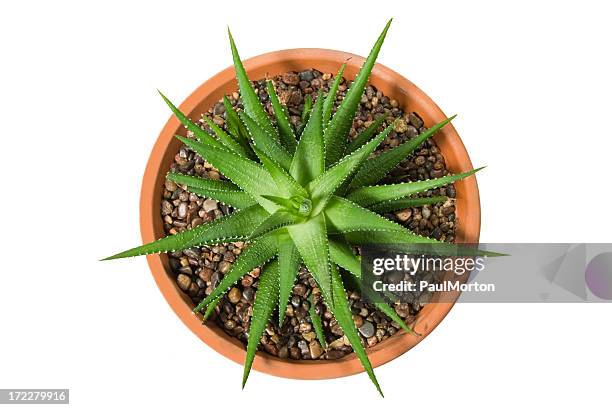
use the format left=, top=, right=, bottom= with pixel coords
left=140, top=48, right=481, bottom=380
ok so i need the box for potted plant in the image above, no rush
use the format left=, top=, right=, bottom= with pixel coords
left=105, top=19, right=481, bottom=395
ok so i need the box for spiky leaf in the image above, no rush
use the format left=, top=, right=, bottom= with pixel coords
left=371, top=301, right=418, bottom=335
left=329, top=238, right=361, bottom=279
left=228, top=28, right=278, bottom=139
left=252, top=146, right=306, bottom=198
left=340, top=230, right=433, bottom=245
left=167, top=172, right=256, bottom=209
left=307, top=129, right=387, bottom=215
left=339, top=230, right=504, bottom=258
left=193, top=233, right=278, bottom=312
left=202, top=295, right=223, bottom=322
left=348, top=167, right=483, bottom=207
left=328, top=238, right=416, bottom=335
left=322, top=64, right=346, bottom=128
left=158, top=91, right=224, bottom=150
left=243, top=259, right=279, bottom=388
left=103, top=205, right=268, bottom=260
left=249, top=210, right=299, bottom=239
left=202, top=116, right=251, bottom=158
left=325, top=196, right=439, bottom=243
left=308, top=294, right=327, bottom=349
left=266, top=81, right=297, bottom=153
left=346, top=120, right=394, bottom=171
left=239, top=111, right=292, bottom=170
left=287, top=213, right=332, bottom=302
left=290, top=91, right=325, bottom=186
left=329, top=264, right=382, bottom=396
left=323, top=19, right=392, bottom=166
left=301, top=94, right=313, bottom=124
left=350, top=116, right=456, bottom=189
left=368, top=196, right=447, bottom=213
left=260, top=195, right=297, bottom=210
left=223, top=96, right=254, bottom=156
left=277, top=232, right=301, bottom=325
left=176, top=135, right=281, bottom=212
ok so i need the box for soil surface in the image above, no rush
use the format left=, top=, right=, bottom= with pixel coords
left=162, top=69, right=457, bottom=360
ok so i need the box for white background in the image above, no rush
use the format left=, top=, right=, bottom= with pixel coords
left=1, top=0, right=610, bottom=408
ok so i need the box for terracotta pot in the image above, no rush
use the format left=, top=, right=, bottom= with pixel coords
left=140, top=49, right=481, bottom=380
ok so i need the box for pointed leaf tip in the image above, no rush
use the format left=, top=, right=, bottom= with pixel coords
left=229, top=28, right=279, bottom=140
left=323, top=19, right=393, bottom=165
left=242, top=260, right=279, bottom=389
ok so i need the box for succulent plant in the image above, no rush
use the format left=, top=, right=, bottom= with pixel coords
left=105, top=19, right=482, bottom=395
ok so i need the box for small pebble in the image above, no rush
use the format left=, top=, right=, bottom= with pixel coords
left=393, top=119, right=408, bottom=133
left=228, top=287, right=241, bottom=304
left=309, top=341, right=323, bottom=359
left=218, top=261, right=232, bottom=274
left=282, top=72, right=300, bottom=85
left=358, top=321, right=375, bottom=338
left=177, top=274, right=191, bottom=291
left=203, top=199, right=218, bottom=212
left=395, top=208, right=412, bottom=222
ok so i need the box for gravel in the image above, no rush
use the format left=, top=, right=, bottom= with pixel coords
left=161, top=68, right=457, bottom=360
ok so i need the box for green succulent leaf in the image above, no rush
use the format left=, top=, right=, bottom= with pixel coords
left=287, top=213, right=332, bottom=303
left=193, top=233, right=278, bottom=313
left=308, top=294, right=327, bottom=349
left=223, top=96, right=255, bottom=157
left=345, top=114, right=388, bottom=154
left=329, top=264, right=383, bottom=396
left=167, top=172, right=256, bottom=209
left=261, top=195, right=312, bottom=217
left=340, top=230, right=429, bottom=245
left=238, top=111, right=292, bottom=171
left=202, top=116, right=251, bottom=158
left=249, top=210, right=300, bottom=239
left=158, top=91, right=225, bottom=150
left=176, top=135, right=281, bottom=212
left=322, top=64, right=346, bottom=128
left=340, top=230, right=504, bottom=258
left=201, top=295, right=223, bottom=322
left=252, top=146, right=307, bottom=198
left=290, top=90, right=325, bottom=186
left=325, top=196, right=439, bottom=243
left=260, top=195, right=296, bottom=210
left=228, top=28, right=278, bottom=139
left=324, top=19, right=392, bottom=166
left=328, top=239, right=416, bottom=335
left=350, top=116, right=456, bottom=189
left=368, top=195, right=448, bottom=213
left=266, top=81, right=297, bottom=153
left=348, top=167, right=484, bottom=208
left=372, top=301, right=418, bottom=335
left=103, top=205, right=268, bottom=260
left=277, top=233, right=301, bottom=326
left=243, top=259, right=279, bottom=388
left=329, top=238, right=361, bottom=279
left=307, top=128, right=387, bottom=215
left=345, top=120, right=394, bottom=178
left=301, top=94, right=313, bottom=125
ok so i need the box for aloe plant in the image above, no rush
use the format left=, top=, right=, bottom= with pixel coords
left=104, top=19, right=483, bottom=396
